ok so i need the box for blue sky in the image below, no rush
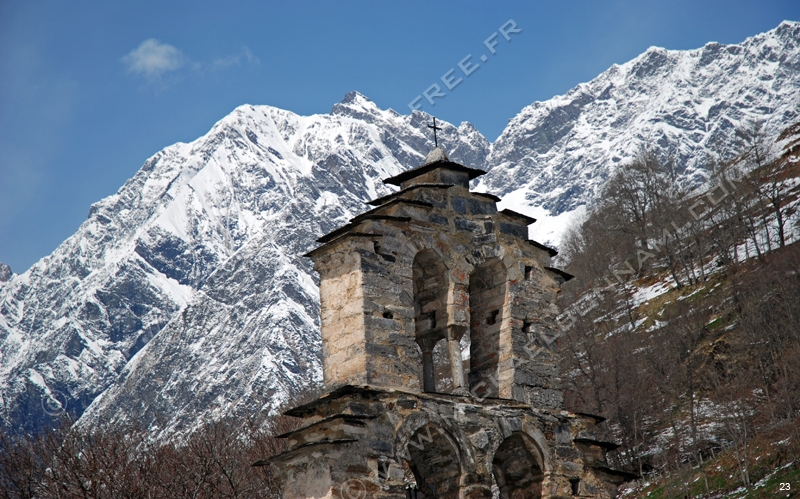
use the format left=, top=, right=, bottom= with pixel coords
left=0, top=1, right=797, bottom=273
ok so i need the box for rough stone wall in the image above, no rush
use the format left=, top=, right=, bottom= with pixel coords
left=309, top=177, right=564, bottom=405
left=319, top=248, right=368, bottom=386
left=510, top=263, right=565, bottom=409
left=266, top=160, right=632, bottom=498
left=266, top=387, right=627, bottom=499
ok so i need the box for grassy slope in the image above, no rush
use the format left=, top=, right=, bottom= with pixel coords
left=605, top=244, right=800, bottom=497
left=620, top=421, right=798, bottom=498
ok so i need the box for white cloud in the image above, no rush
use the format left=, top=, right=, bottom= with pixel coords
left=212, top=47, right=260, bottom=69
left=122, top=39, right=184, bottom=78
left=121, top=40, right=258, bottom=88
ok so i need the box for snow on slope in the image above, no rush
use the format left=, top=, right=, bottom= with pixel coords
left=3, top=20, right=799, bottom=438
left=481, top=20, right=800, bottom=248
left=0, top=91, right=489, bottom=436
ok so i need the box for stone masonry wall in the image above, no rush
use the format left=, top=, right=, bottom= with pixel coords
left=265, top=158, right=632, bottom=498
left=319, top=249, right=368, bottom=387
left=266, top=387, right=626, bottom=498
left=309, top=179, right=564, bottom=406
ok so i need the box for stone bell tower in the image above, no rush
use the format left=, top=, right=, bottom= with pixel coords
left=258, top=147, right=634, bottom=498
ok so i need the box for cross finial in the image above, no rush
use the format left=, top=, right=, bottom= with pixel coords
left=427, top=117, right=443, bottom=148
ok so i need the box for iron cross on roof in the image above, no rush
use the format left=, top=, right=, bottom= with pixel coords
left=427, top=117, right=443, bottom=148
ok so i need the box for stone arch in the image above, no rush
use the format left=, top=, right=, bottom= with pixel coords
left=467, top=257, right=507, bottom=398
left=405, top=422, right=462, bottom=498
left=394, top=410, right=479, bottom=499
left=492, top=431, right=545, bottom=499
left=413, top=249, right=449, bottom=392
left=520, top=423, right=553, bottom=472
left=412, top=249, right=448, bottom=335
left=394, top=411, right=477, bottom=476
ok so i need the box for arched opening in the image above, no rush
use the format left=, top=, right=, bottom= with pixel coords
left=413, top=250, right=449, bottom=393
left=468, top=259, right=506, bottom=398
left=402, top=460, right=422, bottom=498
left=492, top=432, right=544, bottom=499
left=406, top=423, right=462, bottom=499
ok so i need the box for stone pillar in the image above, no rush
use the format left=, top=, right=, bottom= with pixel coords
left=420, top=339, right=435, bottom=392
left=448, top=339, right=465, bottom=390
left=447, top=325, right=466, bottom=392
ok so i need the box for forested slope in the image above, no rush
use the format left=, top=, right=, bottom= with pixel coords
left=556, top=122, right=800, bottom=497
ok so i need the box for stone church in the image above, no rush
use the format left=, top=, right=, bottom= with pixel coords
left=256, top=146, right=634, bottom=498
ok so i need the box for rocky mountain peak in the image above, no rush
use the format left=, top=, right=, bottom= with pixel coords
left=330, top=90, right=389, bottom=121
left=1, top=21, right=797, bottom=440
left=0, top=262, right=11, bottom=282
left=479, top=20, right=800, bottom=247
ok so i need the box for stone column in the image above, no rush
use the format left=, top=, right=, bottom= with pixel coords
left=447, top=325, right=466, bottom=392
left=420, top=339, right=436, bottom=393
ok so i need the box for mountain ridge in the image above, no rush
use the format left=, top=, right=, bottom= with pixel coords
left=0, top=94, right=490, bottom=436
left=479, top=19, right=799, bottom=246
left=1, top=21, right=798, bottom=438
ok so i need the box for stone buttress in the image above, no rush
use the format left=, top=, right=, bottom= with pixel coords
left=256, top=148, right=635, bottom=498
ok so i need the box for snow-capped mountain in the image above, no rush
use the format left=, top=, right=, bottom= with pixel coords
left=1, top=21, right=798, bottom=438
left=0, top=92, right=489, bottom=436
left=480, top=20, right=800, bottom=247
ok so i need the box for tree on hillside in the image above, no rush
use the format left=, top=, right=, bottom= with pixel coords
left=557, top=122, right=800, bottom=486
